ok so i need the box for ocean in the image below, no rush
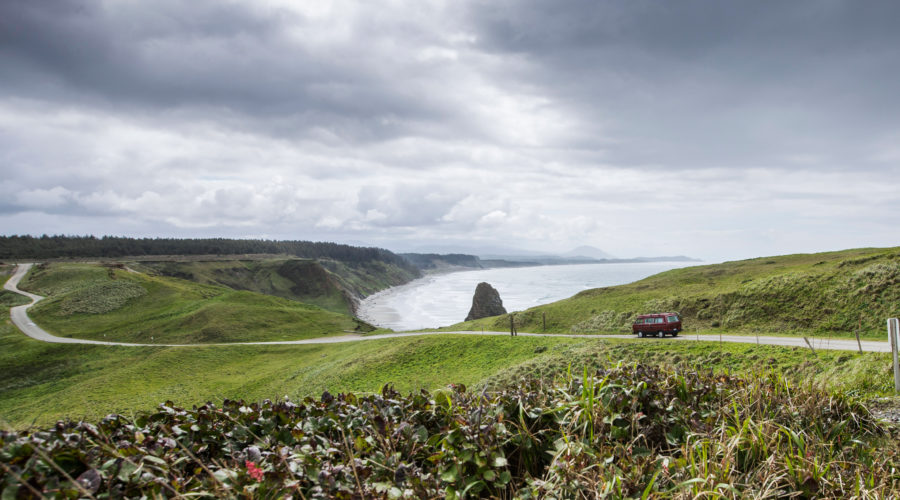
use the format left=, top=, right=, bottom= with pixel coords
left=357, top=261, right=702, bottom=331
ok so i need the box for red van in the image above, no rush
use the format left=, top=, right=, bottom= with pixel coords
left=633, top=313, right=682, bottom=338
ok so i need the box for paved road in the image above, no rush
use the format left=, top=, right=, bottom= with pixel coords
left=3, top=263, right=892, bottom=352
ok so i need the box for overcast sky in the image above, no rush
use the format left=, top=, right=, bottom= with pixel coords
left=2, top=0, right=899, bottom=261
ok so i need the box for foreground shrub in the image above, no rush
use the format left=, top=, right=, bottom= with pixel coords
left=2, top=364, right=898, bottom=498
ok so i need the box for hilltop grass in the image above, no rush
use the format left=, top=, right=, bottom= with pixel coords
left=450, top=247, right=900, bottom=339
left=20, top=262, right=371, bottom=344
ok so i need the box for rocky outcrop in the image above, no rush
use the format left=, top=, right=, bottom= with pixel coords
left=465, top=282, right=507, bottom=321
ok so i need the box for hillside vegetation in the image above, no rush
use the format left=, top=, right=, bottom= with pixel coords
left=1, top=236, right=423, bottom=315
left=3, top=364, right=897, bottom=498
left=453, top=247, right=900, bottom=338
left=20, top=262, right=373, bottom=344
left=131, top=259, right=355, bottom=315
left=132, top=257, right=420, bottom=316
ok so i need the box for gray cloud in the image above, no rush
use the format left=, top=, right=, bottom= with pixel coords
left=468, top=0, right=900, bottom=169
left=1, top=0, right=899, bottom=260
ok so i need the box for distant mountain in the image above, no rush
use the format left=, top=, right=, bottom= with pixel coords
left=400, top=243, right=549, bottom=258
left=562, top=245, right=616, bottom=260
left=397, top=244, right=699, bottom=268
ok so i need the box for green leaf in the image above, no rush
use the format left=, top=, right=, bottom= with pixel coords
left=213, top=468, right=237, bottom=484
left=641, top=471, right=660, bottom=500
left=143, top=455, right=167, bottom=466
left=117, top=460, right=138, bottom=482
left=440, top=467, right=458, bottom=483
left=2, top=485, right=20, bottom=500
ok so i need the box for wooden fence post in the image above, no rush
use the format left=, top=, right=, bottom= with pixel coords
left=855, top=316, right=863, bottom=354
left=888, top=318, right=900, bottom=393
left=802, top=336, right=817, bottom=358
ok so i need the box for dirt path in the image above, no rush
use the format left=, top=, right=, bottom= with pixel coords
left=3, top=264, right=892, bottom=352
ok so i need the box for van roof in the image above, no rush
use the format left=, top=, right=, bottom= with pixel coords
left=637, top=312, right=679, bottom=317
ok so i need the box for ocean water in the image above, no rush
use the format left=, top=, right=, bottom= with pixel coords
left=357, top=261, right=702, bottom=331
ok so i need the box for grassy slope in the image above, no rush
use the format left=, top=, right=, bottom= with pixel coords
left=319, top=258, right=421, bottom=299
left=21, top=263, right=370, bottom=344
left=0, top=313, right=582, bottom=428
left=2, top=304, right=895, bottom=429
left=451, top=246, right=900, bottom=339
left=131, top=259, right=355, bottom=315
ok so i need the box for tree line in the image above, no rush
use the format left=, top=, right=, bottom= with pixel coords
left=0, top=235, right=416, bottom=270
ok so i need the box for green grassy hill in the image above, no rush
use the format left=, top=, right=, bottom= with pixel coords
left=130, top=259, right=355, bottom=315
left=20, top=262, right=373, bottom=344
left=452, top=247, right=900, bottom=338
left=130, top=256, right=419, bottom=316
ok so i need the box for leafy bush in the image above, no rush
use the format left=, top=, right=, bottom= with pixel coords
left=1, top=365, right=897, bottom=498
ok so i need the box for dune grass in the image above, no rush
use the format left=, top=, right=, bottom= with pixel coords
left=451, top=247, right=900, bottom=339
left=19, top=262, right=371, bottom=344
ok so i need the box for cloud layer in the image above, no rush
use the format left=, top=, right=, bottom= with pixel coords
left=2, top=0, right=899, bottom=260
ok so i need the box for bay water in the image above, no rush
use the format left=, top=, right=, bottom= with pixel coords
left=358, top=261, right=702, bottom=331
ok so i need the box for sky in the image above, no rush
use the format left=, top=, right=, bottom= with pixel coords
left=1, top=0, right=899, bottom=261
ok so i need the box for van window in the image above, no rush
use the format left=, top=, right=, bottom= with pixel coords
left=667, top=315, right=678, bottom=322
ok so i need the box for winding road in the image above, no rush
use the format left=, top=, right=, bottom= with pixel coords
left=3, top=263, right=892, bottom=352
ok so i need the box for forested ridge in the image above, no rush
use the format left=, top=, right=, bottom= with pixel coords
left=0, top=235, right=415, bottom=270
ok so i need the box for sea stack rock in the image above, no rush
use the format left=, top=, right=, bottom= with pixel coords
left=465, top=282, right=507, bottom=321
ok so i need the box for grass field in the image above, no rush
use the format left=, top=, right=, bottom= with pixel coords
left=19, top=262, right=372, bottom=344
left=0, top=312, right=584, bottom=428
left=451, top=246, right=900, bottom=339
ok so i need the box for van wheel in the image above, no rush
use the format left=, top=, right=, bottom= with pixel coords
left=638, top=331, right=644, bottom=338
left=672, top=332, right=678, bottom=337
left=657, top=331, right=663, bottom=338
